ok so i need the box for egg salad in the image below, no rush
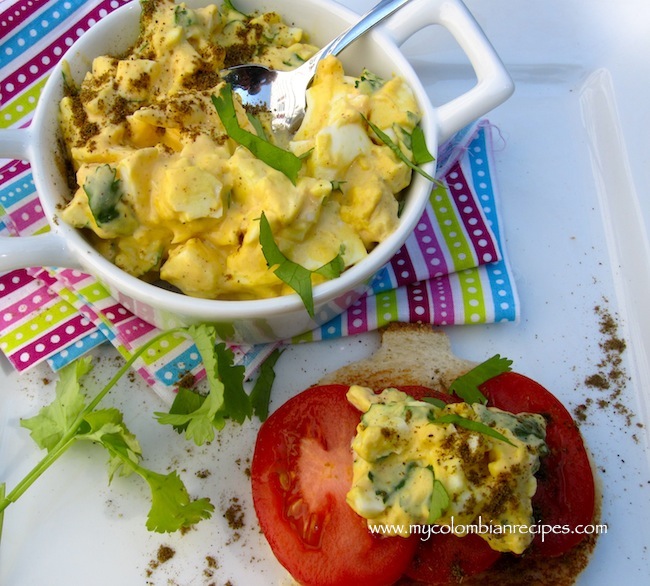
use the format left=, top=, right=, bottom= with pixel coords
left=345, top=385, right=548, bottom=554
left=58, top=0, right=424, bottom=300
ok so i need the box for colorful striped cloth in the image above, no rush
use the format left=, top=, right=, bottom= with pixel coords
left=0, top=0, right=519, bottom=403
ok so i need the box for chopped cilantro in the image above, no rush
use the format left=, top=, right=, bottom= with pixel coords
left=84, top=164, right=124, bottom=225
left=363, top=116, right=438, bottom=184
left=428, top=412, right=515, bottom=446
left=449, top=354, right=513, bottom=404
left=258, top=211, right=344, bottom=318
left=212, top=85, right=303, bottom=184
left=427, top=468, right=450, bottom=523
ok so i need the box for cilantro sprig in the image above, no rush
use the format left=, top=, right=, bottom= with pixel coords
left=258, top=211, right=344, bottom=318
left=0, top=334, right=215, bottom=538
left=212, top=84, right=303, bottom=183
left=363, top=116, right=438, bottom=184
left=0, top=324, right=281, bottom=542
left=155, top=324, right=282, bottom=444
left=449, top=354, right=513, bottom=404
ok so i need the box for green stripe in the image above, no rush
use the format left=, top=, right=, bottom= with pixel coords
left=375, top=289, right=399, bottom=328
left=77, top=281, right=112, bottom=303
left=0, top=299, right=76, bottom=350
left=429, top=183, right=475, bottom=272
left=0, top=78, right=47, bottom=128
left=139, top=330, right=188, bottom=366
left=291, top=329, right=314, bottom=344
left=458, top=267, right=487, bottom=323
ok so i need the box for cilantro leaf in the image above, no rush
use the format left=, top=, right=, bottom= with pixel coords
left=155, top=385, right=224, bottom=445
left=84, top=164, right=124, bottom=224
left=421, top=396, right=447, bottom=409
left=137, top=468, right=214, bottom=533
left=259, top=211, right=344, bottom=317
left=428, top=412, right=515, bottom=447
left=246, top=112, right=267, bottom=139
left=249, top=347, right=283, bottom=421
left=449, top=354, right=513, bottom=404
left=428, top=473, right=450, bottom=524
left=0, top=484, right=5, bottom=541
left=215, top=343, right=251, bottom=424
left=411, top=125, right=435, bottom=165
left=79, top=408, right=143, bottom=478
left=79, top=406, right=215, bottom=532
left=166, top=387, right=207, bottom=434
left=212, top=85, right=302, bottom=184
left=363, top=116, right=437, bottom=184
left=20, top=357, right=93, bottom=452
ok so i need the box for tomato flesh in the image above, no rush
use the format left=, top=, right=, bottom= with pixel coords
left=405, top=532, right=502, bottom=585
left=251, top=384, right=418, bottom=586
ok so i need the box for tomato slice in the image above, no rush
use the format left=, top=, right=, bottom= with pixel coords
left=479, top=372, right=596, bottom=557
left=251, top=384, right=418, bottom=586
left=405, top=532, right=502, bottom=585
left=252, top=375, right=595, bottom=586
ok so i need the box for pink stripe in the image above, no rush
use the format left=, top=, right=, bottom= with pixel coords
left=102, top=302, right=133, bottom=325
left=411, top=209, right=449, bottom=278
left=406, top=281, right=431, bottom=324
left=1, top=0, right=131, bottom=102
left=0, top=282, right=58, bottom=330
left=389, top=243, right=418, bottom=288
left=445, top=162, right=499, bottom=265
left=57, top=268, right=93, bottom=286
left=428, top=277, right=455, bottom=325
left=0, top=160, right=31, bottom=185
left=0, top=268, right=33, bottom=295
left=0, top=0, right=50, bottom=33
left=9, top=196, right=44, bottom=232
left=136, top=365, right=158, bottom=388
left=346, top=296, right=369, bottom=336
left=115, top=315, right=156, bottom=344
left=29, top=267, right=57, bottom=286
left=7, top=312, right=95, bottom=370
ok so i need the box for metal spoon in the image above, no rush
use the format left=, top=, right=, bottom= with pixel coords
left=222, top=0, right=414, bottom=136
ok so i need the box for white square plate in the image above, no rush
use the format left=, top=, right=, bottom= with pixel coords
left=1, top=0, right=649, bottom=583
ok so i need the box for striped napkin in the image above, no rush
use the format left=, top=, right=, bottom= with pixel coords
left=0, top=0, right=518, bottom=403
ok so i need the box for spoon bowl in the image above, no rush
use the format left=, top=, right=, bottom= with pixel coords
left=223, top=0, right=415, bottom=135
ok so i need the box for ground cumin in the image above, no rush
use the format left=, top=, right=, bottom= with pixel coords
left=573, top=300, right=635, bottom=427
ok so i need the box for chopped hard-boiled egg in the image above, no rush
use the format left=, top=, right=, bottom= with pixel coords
left=346, top=386, right=548, bottom=554
left=59, top=0, right=424, bottom=300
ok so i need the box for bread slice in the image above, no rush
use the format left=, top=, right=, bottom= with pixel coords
left=319, top=322, right=475, bottom=391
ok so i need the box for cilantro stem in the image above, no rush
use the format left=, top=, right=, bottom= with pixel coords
left=0, top=437, right=77, bottom=508
left=0, top=483, right=5, bottom=543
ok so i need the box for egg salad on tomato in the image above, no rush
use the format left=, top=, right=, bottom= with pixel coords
left=345, top=385, right=548, bottom=555
left=59, top=0, right=424, bottom=300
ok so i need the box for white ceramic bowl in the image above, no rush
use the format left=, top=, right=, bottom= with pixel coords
left=0, top=0, right=513, bottom=343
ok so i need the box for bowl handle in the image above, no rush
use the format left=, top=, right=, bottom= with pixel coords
left=0, top=128, right=78, bottom=271
left=381, top=0, right=514, bottom=142
left=0, top=232, right=77, bottom=272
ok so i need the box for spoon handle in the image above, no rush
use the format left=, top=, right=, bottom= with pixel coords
left=323, top=0, right=414, bottom=58
left=301, top=0, right=413, bottom=77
